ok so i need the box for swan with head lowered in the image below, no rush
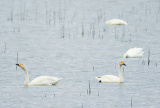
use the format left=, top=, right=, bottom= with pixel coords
left=16, top=64, right=61, bottom=86
left=123, top=47, right=144, bottom=58
left=105, top=19, right=128, bottom=25
left=96, top=61, right=126, bottom=83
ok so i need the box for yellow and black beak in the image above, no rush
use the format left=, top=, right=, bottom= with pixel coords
left=123, top=63, right=126, bottom=66
left=16, top=64, right=22, bottom=66
left=121, top=62, right=127, bottom=66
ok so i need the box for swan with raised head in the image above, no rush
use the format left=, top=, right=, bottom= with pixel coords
left=16, top=64, right=61, bottom=86
left=105, top=19, right=128, bottom=25
left=123, top=47, right=144, bottom=58
left=96, top=61, right=126, bottom=83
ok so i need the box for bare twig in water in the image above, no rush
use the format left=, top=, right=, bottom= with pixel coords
left=35, top=6, right=37, bottom=22
left=16, top=52, right=18, bottom=70
left=45, top=1, right=48, bottom=25
left=129, top=33, right=132, bottom=42
left=82, top=103, right=83, bottom=108
left=123, top=67, right=124, bottom=73
left=142, top=60, right=145, bottom=65
left=44, top=93, right=46, bottom=97
left=88, top=80, right=91, bottom=94
left=115, top=27, right=117, bottom=39
left=82, top=21, right=84, bottom=37
left=131, top=97, right=132, bottom=107
left=4, top=43, right=7, bottom=53
left=11, top=0, right=14, bottom=22
left=148, top=49, right=150, bottom=66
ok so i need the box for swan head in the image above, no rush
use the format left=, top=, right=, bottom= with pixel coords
left=119, top=61, right=126, bottom=66
left=16, top=64, right=26, bottom=71
left=123, top=53, right=128, bottom=58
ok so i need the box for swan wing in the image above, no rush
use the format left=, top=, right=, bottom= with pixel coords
left=96, top=75, right=120, bottom=83
left=29, top=76, right=61, bottom=86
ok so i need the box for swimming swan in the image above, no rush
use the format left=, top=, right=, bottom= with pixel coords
left=105, top=19, right=128, bottom=25
left=16, top=64, right=61, bottom=86
left=96, top=61, right=126, bottom=83
left=123, top=47, right=144, bottom=58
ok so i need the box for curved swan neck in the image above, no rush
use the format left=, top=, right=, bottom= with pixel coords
left=23, top=68, right=29, bottom=86
left=118, top=63, right=124, bottom=82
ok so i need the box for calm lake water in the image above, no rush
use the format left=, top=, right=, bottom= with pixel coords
left=0, top=0, right=160, bottom=108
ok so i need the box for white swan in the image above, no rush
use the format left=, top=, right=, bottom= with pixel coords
left=123, top=47, right=144, bottom=58
left=105, top=19, right=128, bottom=25
left=16, top=64, right=61, bottom=86
left=96, top=61, right=126, bottom=83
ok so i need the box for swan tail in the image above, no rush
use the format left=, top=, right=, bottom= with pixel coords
left=96, top=77, right=102, bottom=83
left=95, top=77, right=100, bottom=79
left=57, top=78, right=62, bottom=81
left=51, top=78, right=62, bottom=85
left=96, top=77, right=102, bottom=81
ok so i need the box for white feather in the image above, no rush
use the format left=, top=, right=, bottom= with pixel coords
left=105, top=19, right=128, bottom=25
left=123, top=47, right=144, bottom=58
left=96, top=61, right=126, bottom=83
left=16, top=64, right=61, bottom=86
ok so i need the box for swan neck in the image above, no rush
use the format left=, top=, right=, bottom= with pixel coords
left=23, top=68, right=29, bottom=86
left=118, top=64, right=124, bottom=82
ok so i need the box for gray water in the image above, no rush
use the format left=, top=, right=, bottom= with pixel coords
left=0, top=0, right=160, bottom=108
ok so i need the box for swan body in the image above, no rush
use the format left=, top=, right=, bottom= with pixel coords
left=96, top=61, right=126, bottom=83
left=123, top=47, right=144, bottom=58
left=29, top=76, right=61, bottom=86
left=105, top=19, right=128, bottom=25
left=16, top=64, right=61, bottom=86
left=96, top=75, right=121, bottom=83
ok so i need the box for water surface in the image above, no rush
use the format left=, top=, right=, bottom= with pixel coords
left=0, top=0, right=160, bottom=108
